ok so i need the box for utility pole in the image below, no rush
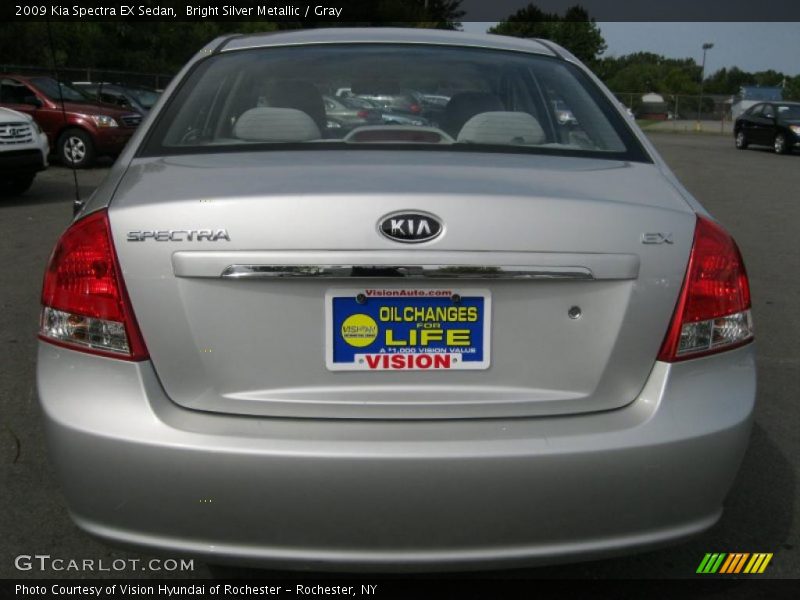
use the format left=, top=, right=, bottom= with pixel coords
left=696, top=42, right=714, bottom=130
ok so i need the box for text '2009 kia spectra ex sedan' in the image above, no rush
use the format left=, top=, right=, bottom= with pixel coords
left=37, top=28, right=755, bottom=571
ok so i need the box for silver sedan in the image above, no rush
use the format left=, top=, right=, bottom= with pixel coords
left=37, top=28, right=755, bottom=571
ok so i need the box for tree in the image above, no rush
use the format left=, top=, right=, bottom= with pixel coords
left=559, top=6, right=607, bottom=66
left=752, top=69, right=785, bottom=87
left=489, top=4, right=606, bottom=67
left=703, top=66, right=756, bottom=95
left=487, top=5, right=557, bottom=42
left=784, top=75, right=800, bottom=101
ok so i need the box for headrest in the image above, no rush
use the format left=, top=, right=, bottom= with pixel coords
left=457, top=111, right=545, bottom=145
left=439, top=92, right=504, bottom=137
left=233, top=107, right=321, bottom=142
left=264, top=81, right=326, bottom=130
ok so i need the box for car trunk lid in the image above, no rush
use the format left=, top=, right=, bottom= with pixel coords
left=110, top=150, right=695, bottom=419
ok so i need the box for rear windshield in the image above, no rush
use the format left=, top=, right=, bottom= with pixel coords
left=141, top=44, right=648, bottom=162
left=127, top=87, right=160, bottom=109
left=30, top=77, right=87, bottom=102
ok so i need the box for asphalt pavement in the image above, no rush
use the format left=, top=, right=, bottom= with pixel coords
left=0, top=134, right=797, bottom=581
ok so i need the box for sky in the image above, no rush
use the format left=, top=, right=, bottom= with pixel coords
left=460, top=22, right=800, bottom=75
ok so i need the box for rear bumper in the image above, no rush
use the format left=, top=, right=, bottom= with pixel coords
left=36, top=342, right=755, bottom=572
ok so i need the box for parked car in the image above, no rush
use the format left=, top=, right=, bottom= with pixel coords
left=734, top=101, right=800, bottom=154
left=72, top=82, right=161, bottom=116
left=731, top=85, right=783, bottom=121
left=0, top=106, right=48, bottom=195
left=336, top=86, right=441, bottom=122
left=349, top=86, right=425, bottom=118
left=322, top=94, right=381, bottom=130
left=38, top=28, right=755, bottom=571
left=0, top=75, right=141, bottom=167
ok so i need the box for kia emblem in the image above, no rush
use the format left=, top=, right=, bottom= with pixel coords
left=378, top=211, right=443, bottom=243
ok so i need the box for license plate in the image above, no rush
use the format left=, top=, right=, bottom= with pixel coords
left=325, top=288, right=491, bottom=371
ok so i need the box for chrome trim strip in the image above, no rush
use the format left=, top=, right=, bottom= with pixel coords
left=220, top=264, right=594, bottom=280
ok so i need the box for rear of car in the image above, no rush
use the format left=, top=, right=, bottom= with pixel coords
left=36, top=29, right=755, bottom=571
left=0, top=106, right=48, bottom=195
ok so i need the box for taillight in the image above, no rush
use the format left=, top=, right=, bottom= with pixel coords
left=356, top=110, right=369, bottom=119
left=409, top=103, right=422, bottom=114
left=40, top=209, right=148, bottom=360
left=658, top=215, right=753, bottom=362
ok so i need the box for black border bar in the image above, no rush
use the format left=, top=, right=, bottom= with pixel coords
left=2, top=0, right=800, bottom=22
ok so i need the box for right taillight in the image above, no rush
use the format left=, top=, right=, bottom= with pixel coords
left=658, top=215, right=753, bottom=362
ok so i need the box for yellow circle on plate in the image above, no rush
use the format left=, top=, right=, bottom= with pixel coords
left=341, top=314, right=378, bottom=347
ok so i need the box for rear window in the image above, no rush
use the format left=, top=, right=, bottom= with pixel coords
left=29, top=77, right=87, bottom=102
left=127, top=87, right=160, bottom=109
left=141, top=44, right=648, bottom=162
left=777, top=104, right=800, bottom=120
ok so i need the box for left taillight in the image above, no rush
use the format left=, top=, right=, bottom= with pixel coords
left=39, top=209, right=149, bottom=360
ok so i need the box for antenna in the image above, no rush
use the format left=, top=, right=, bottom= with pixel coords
left=45, top=19, right=82, bottom=215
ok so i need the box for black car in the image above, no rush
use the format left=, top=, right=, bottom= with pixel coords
left=734, top=101, right=800, bottom=154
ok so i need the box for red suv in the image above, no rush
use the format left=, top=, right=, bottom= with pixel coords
left=0, top=75, right=141, bottom=168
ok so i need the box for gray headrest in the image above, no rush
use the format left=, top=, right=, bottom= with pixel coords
left=264, top=81, right=326, bottom=130
left=234, top=107, right=320, bottom=142
left=439, top=92, right=504, bottom=137
left=457, top=111, right=545, bottom=145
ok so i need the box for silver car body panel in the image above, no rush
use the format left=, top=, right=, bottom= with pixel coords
left=108, top=152, right=694, bottom=419
left=222, top=28, right=556, bottom=56
left=38, top=341, right=755, bottom=571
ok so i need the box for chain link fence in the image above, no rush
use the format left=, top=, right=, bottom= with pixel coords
left=612, top=91, right=735, bottom=133
left=0, top=64, right=174, bottom=90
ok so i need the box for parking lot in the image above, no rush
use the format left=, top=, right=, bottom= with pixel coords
left=1, top=133, right=797, bottom=580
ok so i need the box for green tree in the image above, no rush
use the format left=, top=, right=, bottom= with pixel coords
left=784, top=75, right=800, bottom=101
left=703, top=66, right=756, bottom=94
left=489, top=3, right=606, bottom=67
left=752, top=69, right=785, bottom=87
